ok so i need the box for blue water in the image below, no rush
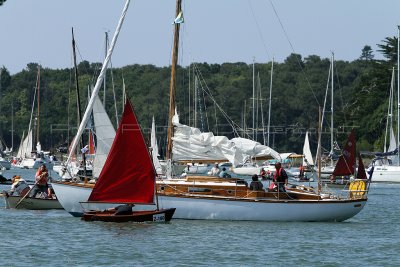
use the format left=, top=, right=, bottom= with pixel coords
left=1, top=169, right=399, bottom=266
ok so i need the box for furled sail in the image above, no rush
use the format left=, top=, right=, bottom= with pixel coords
left=171, top=112, right=280, bottom=166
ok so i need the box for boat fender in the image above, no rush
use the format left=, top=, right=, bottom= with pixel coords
left=349, top=180, right=366, bottom=197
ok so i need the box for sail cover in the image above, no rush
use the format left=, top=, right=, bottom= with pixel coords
left=88, top=99, right=155, bottom=204
left=332, top=129, right=356, bottom=177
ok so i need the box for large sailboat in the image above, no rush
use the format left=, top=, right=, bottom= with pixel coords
left=53, top=0, right=369, bottom=221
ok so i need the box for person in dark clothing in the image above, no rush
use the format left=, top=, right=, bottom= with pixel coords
left=249, top=174, right=264, bottom=191
left=111, top=204, right=134, bottom=215
left=274, top=162, right=288, bottom=192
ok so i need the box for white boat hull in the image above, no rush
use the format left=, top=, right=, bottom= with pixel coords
left=370, top=165, right=400, bottom=183
left=157, top=195, right=366, bottom=222
left=3, top=195, right=63, bottom=210
left=52, top=181, right=366, bottom=221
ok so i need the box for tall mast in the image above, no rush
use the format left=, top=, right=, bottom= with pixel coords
left=66, top=0, right=130, bottom=166
left=267, top=58, right=274, bottom=147
left=330, top=53, right=334, bottom=167
left=166, top=0, right=182, bottom=160
left=36, top=65, right=41, bottom=147
left=11, top=101, right=14, bottom=154
left=397, top=26, right=400, bottom=165
left=72, top=28, right=87, bottom=177
left=252, top=57, right=255, bottom=141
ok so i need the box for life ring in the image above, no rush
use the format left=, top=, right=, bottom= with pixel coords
left=349, top=180, right=366, bottom=197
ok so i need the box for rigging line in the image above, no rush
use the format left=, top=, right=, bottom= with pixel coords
left=247, top=0, right=271, bottom=61
left=192, top=63, right=250, bottom=138
left=268, top=0, right=320, bottom=107
left=334, top=63, right=347, bottom=123
left=192, top=62, right=247, bottom=138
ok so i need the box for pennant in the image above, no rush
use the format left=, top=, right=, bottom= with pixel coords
left=173, top=11, right=184, bottom=24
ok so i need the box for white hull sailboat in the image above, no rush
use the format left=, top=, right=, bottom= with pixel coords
left=52, top=177, right=367, bottom=221
left=53, top=0, right=369, bottom=222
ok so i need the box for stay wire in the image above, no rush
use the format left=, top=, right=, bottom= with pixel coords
left=268, top=0, right=320, bottom=107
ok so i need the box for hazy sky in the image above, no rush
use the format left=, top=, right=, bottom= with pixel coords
left=1, top=0, right=399, bottom=74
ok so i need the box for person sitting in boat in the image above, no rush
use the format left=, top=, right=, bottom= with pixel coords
left=274, top=162, right=288, bottom=192
left=107, top=203, right=135, bottom=215
left=30, top=164, right=51, bottom=198
left=219, top=167, right=231, bottom=178
left=210, top=163, right=220, bottom=176
left=329, top=174, right=336, bottom=183
left=9, top=175, right=30, bottom=197
left=260, top=168, right=266, bottom=180
left=249, top=174, right=264, bottom=191
left=299, top=165, right=305, bottom=178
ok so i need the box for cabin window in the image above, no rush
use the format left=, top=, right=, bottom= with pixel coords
left=188, top=187, right=211, bottom=193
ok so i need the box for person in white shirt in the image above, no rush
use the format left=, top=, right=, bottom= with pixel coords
left=210, top=163, right=220, bottom=176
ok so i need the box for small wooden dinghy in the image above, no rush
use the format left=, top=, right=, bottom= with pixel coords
left=81, top=99, right=176, bottom=223
left=82, top=208, right=176, bottom=223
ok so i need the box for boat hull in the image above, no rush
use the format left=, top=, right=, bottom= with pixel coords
left=369, top=165, right=400, bottom=183
left=157, top=195, right=366, bottom=222
left=52, top=182, right=155, bottom=216
left=52, top=181, right=366, bottom=222
left=82, top=208, right=176, bottom=223
left=3, top=194, right=63, bottom=210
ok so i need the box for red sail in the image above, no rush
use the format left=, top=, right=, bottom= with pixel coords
left=88, top=99, right=155, bottom=204
left=332, top=129, right=356, bottom=177
left=357, top=153, right=367, bottom=179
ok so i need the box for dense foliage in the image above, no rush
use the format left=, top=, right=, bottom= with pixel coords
left=0, top=37, right=398, bottom=157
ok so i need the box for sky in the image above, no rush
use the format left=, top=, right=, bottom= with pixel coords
left=0, top=0, right=399, bottom=74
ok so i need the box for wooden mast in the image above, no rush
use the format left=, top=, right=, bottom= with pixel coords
left=166, top=0, right=182, bottom=160
left=72, top=28, right=87, bottom=178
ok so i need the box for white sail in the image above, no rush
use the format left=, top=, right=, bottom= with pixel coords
left=151, top=117, right=163, bottom=175
left=303, top=131, right=314, bottom=166
left=19, top=129, right=32, bottom=158
left=172, top=112, right=280, bottom=166
left=92, top=95, right=116, bottom=178
left=66, top=0, right=130, bottom=167
left=388, top=127, right=398, bottom=165
left=16, top=131, right=25, bottom=158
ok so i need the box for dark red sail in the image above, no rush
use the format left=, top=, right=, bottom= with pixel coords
left=332, top=129, right=356, bottom=177
left=88, top=99, right=155, bottom=204
left=357, top=152, right=367, bottom=179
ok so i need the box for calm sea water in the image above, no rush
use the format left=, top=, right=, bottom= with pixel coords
left=0, top=168, right=399, bottom=266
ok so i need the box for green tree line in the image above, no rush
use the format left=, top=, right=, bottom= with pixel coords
left=0, top=36, right=397, bottom=157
